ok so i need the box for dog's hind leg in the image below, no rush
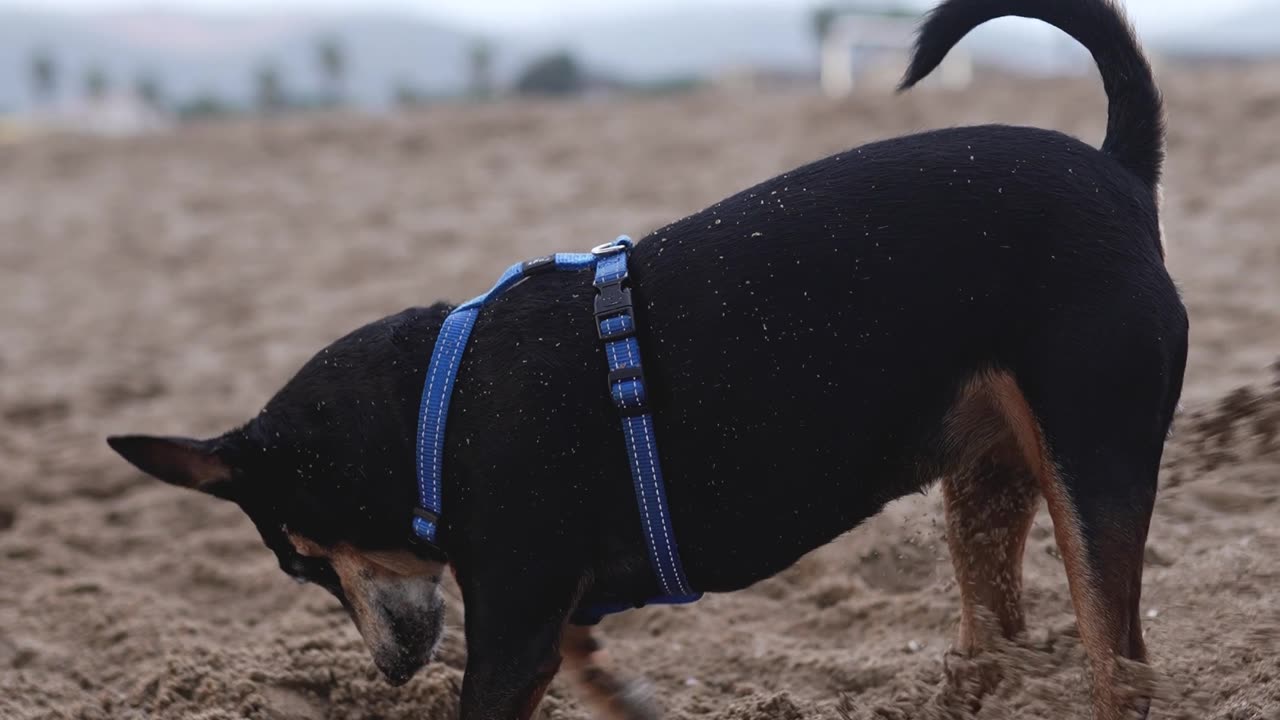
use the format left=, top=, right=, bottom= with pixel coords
left=1036, top=433, right=1161, bottom=720
left=562, top=625, right=660, bottom=720
left=1016, top=328, right=1184, bottom=720
left=938, top=371, right=1043, bottom=709
left=942, top=454, right=1040, bottom=654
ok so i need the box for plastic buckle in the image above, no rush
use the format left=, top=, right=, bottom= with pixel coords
left=607, top=366, right=650, bottom=416
left=409, top=507, right=447, bottom=559
left=594, top=279, right=635, bottom=340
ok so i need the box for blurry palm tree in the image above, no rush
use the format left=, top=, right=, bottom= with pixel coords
left=812, top=6, right=838, bottom=47
left=179, top=93, right=231, bottom=120
left=467, top=39, right=494, bottom=101
left=316, top=36, right=346, bottom=106
left=514, top=51, right=584, bottom=97
left=29, top=49, right=58, bottom=106
left=84, top=65, right=109, bottom=103
left=134, top=73, right=164, bottom=110
left=393, top=80, right=421, bottom=110
left=813, top=2, right=915, bottom=44
left=255, top=62, right=286, bottom=113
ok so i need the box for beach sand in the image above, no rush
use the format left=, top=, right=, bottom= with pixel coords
left=1, top=65, right=1278, bottom=719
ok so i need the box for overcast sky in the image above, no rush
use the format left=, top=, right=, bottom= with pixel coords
left=3, top=0, right=1263, bottom=34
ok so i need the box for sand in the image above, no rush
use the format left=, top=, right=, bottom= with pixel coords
left=1, top=64, right=1278, bottom=720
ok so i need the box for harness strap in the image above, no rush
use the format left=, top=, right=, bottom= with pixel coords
left=413, top=251, right=595, bottom=545
left=411, top=237, right=699, bottom=614
left=591, top=244, right=698, bottom=600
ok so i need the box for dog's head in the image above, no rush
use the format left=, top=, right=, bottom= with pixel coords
left=108, top=307, right=450, bottom=685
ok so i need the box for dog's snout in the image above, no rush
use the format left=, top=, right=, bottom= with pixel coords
left=338, top=569, right=445, bottom=686
left=369, top=588, right=445, bottom=685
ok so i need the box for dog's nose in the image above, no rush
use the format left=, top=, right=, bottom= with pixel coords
left=375, top=653, right=422, bottom=687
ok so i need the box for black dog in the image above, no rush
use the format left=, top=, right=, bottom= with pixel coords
left=109, top=1, right=1186, bottom=718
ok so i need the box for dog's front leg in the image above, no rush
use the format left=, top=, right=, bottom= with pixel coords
left=457, top=573, right=577, bottom=720
left=459, top=652, right=560, bottom=720
left=458, top=616, right=562, bottom=720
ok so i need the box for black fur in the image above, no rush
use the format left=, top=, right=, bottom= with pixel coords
left=110, top=1, right=1186, bottom=718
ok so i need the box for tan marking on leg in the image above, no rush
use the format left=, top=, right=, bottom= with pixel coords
left=984, top=374, right=1139, bottom=719
left=562, top=625, right=659, bottom=720
left=942, top=462, right=1039, bottom=653
left=941, top=370, right=1046, bottom=473
left=1040, top=466, right=1140, bottom=720
left=985, top=371, right=1048, bottom=475
left=941, top=371, right=1045, bottom=649
left=945, top=371, right=1152, bottom=719
left=938, top=371, right=1044, bottom=713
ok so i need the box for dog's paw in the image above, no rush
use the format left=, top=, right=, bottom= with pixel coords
left=937, top=648, right=1005, bottom=716
left=572, top=666, right=661, bottom=720
left=613, top=677, right=661, bottom=720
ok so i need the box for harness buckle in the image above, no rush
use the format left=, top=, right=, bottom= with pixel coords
left=408, top=507, right=447, bottom=560
left=608, top=365, right=651, bottom=417
left=593, top=279, right=631, bottom=314
left=593, top=279, right=636, bottom=340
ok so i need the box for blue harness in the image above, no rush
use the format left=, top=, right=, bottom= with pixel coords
left=411, top=236, right=700, bottom=621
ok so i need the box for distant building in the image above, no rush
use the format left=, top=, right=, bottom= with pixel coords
left=14, top=91, right=172, bottom=137
left=818, top=7, right=972, bottom=96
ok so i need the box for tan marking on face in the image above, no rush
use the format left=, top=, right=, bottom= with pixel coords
left=286, top=532, right=446, bottom=684
left=361, top=548, right=442, bottom=576
left=288, top=533, right=325, bottom=557
left=286, top=534, right=441, bottom=579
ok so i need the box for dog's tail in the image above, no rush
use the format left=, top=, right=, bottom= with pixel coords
left=899, top=0, right=1165, bottom=191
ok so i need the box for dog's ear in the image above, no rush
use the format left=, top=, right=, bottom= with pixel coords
left=106, top=434, right=236, bottom=500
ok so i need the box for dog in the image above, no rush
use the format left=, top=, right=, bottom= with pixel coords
left=108, top=1, right=1186, bottom=718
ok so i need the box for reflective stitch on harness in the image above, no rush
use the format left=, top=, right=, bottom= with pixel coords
left=589, top=239, right=700, bottom=614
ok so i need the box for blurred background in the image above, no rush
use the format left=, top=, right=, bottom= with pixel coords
left=0, top=0, right=1276, bottom=132
left=2, top=2, right=1278, bottom=720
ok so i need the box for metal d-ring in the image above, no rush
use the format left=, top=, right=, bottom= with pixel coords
left=591, top=235, right=634, bottom=256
